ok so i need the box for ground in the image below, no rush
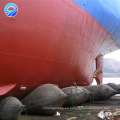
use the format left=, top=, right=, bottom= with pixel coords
left=18, top=96, right=120, bottom=120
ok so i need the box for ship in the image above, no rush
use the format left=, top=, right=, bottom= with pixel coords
left=0, top=0, right=120, bottom=100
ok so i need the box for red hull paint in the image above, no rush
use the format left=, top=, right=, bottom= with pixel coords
left=0, top=0, right=119, bottom=99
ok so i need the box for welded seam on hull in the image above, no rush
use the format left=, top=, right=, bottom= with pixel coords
left=1, top=18, right=115, bottom=55
left=63, top=0, right=120, bottom=50
left=72, top=0, right=120, bottom=48
left=0, top=2, right=107, bottom=44
left=1, top=0, right=120, bottom=47
left=0, top=48, right=93, bottom=67
left=0, top=16, right=110, bottom=55
left=0, top=52, right=73, bottom=65
left=0, top=17, right=98, bottom=44
left=0, top=3, right=114, bottom=49
left=1, top=0, right=119, bottom=58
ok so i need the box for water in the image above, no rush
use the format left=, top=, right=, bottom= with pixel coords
left=92, top=77, right=120, bottom=96
left=92, top=77, right=120, bottom=85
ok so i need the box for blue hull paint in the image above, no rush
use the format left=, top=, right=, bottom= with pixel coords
left=72, top=0, right=120, bottom=47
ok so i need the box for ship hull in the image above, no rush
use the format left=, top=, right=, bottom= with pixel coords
left=0, top=0, right=120, bottom=99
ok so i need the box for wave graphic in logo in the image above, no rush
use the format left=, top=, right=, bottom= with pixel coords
left=5, top=3, right=18, bottom=17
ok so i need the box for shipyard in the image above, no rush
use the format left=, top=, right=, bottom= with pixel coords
left=0, top=0, right=120, bottom=120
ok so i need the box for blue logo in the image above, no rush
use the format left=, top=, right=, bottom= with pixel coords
left=4, top=3, right=18, bottom=17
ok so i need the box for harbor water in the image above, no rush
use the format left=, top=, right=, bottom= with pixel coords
left=92, top=77, right=120, bottom=85
left=92, top=77, right=120, bottom=96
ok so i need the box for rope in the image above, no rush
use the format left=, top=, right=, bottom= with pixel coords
left=22, top=106, right=31, bottom=120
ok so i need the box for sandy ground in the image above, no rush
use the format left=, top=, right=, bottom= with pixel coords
left=18, top=96, right=120, bottom=120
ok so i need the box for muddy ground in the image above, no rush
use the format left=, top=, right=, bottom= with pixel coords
left=18, top=96, right=120, bottom=120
